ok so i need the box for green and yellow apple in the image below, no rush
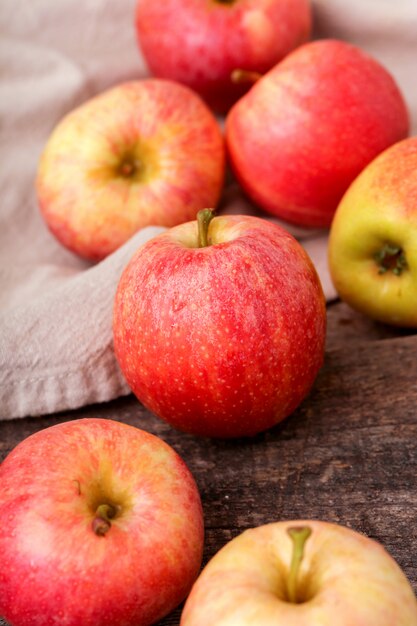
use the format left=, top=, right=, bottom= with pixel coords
left=329, top=136, right=417, bottom=327
left=37, top=79, right=225, bottom=261
left=226, top=39, right=409, bottom=228
left=113, top=209, right=326, bottom=438
left=181, top=520, right=417, bottom=625
left=135, top=0, right=311, bottom=113
left=0, top=418, right=204, bottom=626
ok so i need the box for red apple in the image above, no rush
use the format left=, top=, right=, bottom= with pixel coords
left=113, top=209, right=326, bottom=438
left=0, top=418, right=204, bottom=626
left=37, top=79, right=225, bottom=261
left=135, top=0, right=312, bottom=113
left=181, top=520, right=417, bottom=625
left=226, top=39, right=409, bottom=228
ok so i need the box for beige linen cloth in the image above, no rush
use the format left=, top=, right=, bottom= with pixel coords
left=1, top=0, right=416, bottom=420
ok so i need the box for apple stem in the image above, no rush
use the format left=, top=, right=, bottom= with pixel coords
left=286, top=526, right=312, bottom=603
left=197, top=208, right=216, bottom=248
left=92, top=503, right=118, bottom=537
left=231, top=69, right=262, bottom=85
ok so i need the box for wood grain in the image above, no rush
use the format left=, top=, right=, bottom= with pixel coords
left=1, top=302, right=416, bottom=625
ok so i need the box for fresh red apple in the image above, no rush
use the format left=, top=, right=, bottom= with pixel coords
left=135, top=0, right=312, bottom=113
left=0, top=418, right=204, bottom=626
left=226, top=39, right=409, bottom=228
left=113, top=209, right=326, bottom=438
left=181, top=520, right=417, bottom=625
left=328, top=136, right=417, bottom=327
left=37, top=79, right=225, bottom=261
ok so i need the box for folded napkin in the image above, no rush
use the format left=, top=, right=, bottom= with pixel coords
left=1, top=0, right=416, bottom=420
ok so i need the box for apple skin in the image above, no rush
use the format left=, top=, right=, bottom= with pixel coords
left=328, top=137, right=417, bottom=327
left=226, top=39, right=409, bottom=228
left=0, top=418, right=204, bottom=626
left=37, top=79, right=225, bottom=261
left=180, top=520, right=417, bottom=626
left=135, top=0, right=311, bottom=113
left=113, top=213, right=326, bottom=438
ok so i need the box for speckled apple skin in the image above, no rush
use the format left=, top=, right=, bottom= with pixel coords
left=0, top=419, right=204, bottom=626
left=180, top=520, right=417, bottom=626
left=113, top=214, right=326, bottom=438
left=136, top=0, right=311, bottom=112
left=37, top=79, right=225, bottom=261
left=226, top=39, right=409, bottom=228
left=329, top=137, right=417, bottom=326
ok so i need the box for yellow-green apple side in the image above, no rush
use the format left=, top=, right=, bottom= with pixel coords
left=329, top=137, right=417, bottom=327
left=37, top=79, right=225, bottom=261
left=181, top=520, right=417, bottom=626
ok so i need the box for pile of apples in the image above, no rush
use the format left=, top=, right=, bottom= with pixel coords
left=2, top=1, right=417, bottom=625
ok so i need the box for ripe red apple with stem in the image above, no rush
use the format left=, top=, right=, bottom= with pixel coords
left=0, top=418, right=204, bottom=626
left=37, top=79, right=225, bottom=261
left=181, top=520, right=417, bottom=625
left=113, top=209, right=326, bottom=438
left=135, top=0, right=312, bottom=113
left=226, top=39, right=409, bottom=228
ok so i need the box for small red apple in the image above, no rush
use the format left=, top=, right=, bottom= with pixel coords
left=135, top=0, right=312, bottom=112
left=37, top=79, right=225, bottom=261
left=181, top=520, right=417, bottom=625
left=113, top=209, right=326, bottom=438
left=226, top=39, right=409, bottom=228
left=0, top=418, right=204, bottom=626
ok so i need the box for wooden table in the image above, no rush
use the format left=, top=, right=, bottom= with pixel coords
left=1, top=300, right=416, bottom=625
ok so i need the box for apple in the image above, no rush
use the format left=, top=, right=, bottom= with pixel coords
left=37, top=79, right=225, bottom=261
left=113, top=209, right=326, bottom=438
left=328, top=136, right=417, bottom=327
left=226, top=39, right=409, bottom=228
left=135, top=0, right=312, bottom=113
left=181, top=519, right=417, bottom=625
left=0, top=418, right=204, bottom=626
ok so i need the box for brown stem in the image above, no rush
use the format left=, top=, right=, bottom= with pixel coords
left=231, top=69, right=262, bottom=85
left=92, top=503, right=118, bottom=537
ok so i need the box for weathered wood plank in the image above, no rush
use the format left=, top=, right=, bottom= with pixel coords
left=1, top=305, right=416, bottom=625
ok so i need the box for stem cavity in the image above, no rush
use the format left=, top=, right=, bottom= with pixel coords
left=197, top=208, right=216, bottom=248
left=286, top=526, right=312, bottom=603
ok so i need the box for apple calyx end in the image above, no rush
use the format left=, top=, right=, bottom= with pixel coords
left=197, top=208, right=216, bottom=248
left=286, top=525, right=312, bottom=604
left=117, top=154, right=144, bottom=181
left=92, top=503, right=120, bottom=537
left=374, top=243, right=408, bottom=276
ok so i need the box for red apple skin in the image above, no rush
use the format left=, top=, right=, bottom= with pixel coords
left=135, top=0, right=311, bottom=113
left=226, top=39, right=409, bottom=228
left=0, top=419, right=204, bottom=626
left=37, top=79, right=225, bottom=261
left=113, top=214, right=326, bottom=438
